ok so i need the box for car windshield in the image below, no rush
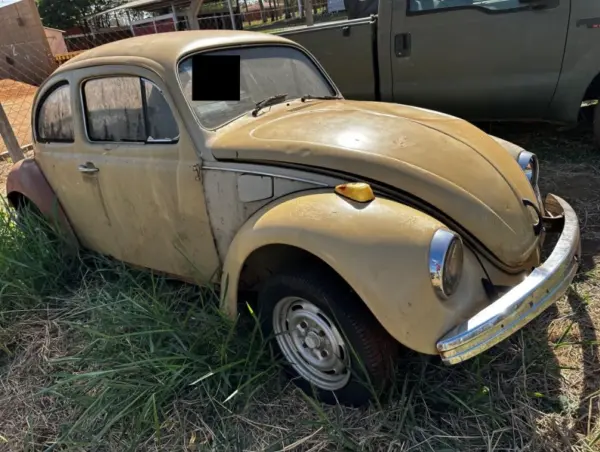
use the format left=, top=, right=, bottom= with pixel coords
left=178, top=45, right=336, bottom=129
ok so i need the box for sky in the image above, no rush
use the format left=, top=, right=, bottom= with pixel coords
left=0, top=0, right=22, bottom=8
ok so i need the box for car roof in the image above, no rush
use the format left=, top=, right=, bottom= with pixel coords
left=56, top=30, right=294, bottom=73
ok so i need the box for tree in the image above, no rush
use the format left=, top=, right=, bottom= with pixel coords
left=267, top=0, right=274, bottom=21
left=36, top=0, right=125, bottom=30
left=257, top=0, right=266, bottom=23
left=282, top=0, right=291, bottom=19
left=242, top=0, right=251, bottom=27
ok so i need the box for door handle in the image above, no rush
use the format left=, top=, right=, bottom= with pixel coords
left=78, top=162, right=99, bottom=174
left=395, top=33, right=411, bottom=58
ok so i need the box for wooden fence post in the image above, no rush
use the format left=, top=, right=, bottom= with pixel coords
left=0, top=104, right=25, bottom=163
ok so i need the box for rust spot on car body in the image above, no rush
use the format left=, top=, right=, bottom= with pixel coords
left=6, top=157, right=79, bottom=247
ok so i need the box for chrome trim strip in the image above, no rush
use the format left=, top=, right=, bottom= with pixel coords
left=202, top=164, right=330, bottom=187
left=436, top=194, right=580, bottom=365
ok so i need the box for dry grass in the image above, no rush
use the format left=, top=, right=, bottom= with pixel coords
left=0, top=122, right=600, bottom=451
left=0, top=319, right=76, bottom=450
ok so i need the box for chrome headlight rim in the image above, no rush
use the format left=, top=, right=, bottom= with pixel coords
left=429, top=229, right=464, bottom=300
left=517, top=150, right=540, bottom=187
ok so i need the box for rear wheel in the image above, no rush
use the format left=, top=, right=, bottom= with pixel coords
left=257, top=267, right=399, bottom=406
left=8, top=196, right=45, bottom=231
left=7, top=196, right=59, bottom=244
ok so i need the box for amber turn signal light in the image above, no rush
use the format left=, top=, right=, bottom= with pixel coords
left=334, top=182, right=375, bottom=203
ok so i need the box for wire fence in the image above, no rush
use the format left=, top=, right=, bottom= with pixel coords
left=0, top=2, right=348, bottom=157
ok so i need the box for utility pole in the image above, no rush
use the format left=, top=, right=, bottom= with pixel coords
left=187, top=0, right=205, bottom=29
left=304, top=0, right=313, bottom=25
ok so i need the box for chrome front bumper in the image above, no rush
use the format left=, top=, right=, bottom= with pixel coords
left=436, top=194, right=581, bottom=365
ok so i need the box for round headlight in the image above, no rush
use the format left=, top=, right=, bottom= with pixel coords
left=517, top=151, right=539, bottom=187
left=429, top=229, right=464, bottom=299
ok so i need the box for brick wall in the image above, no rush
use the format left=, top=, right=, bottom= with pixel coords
left=45, top=27, right=68, bottom=55
left=0, top=0, right=57, bottom=86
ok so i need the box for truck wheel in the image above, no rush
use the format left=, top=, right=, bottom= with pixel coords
left=593, top=105, right=600, bottom=149
left=257, top=268, right=399, bottom=406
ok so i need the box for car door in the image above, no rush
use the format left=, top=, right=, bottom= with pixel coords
left=280, top=17, right=378, bottom=100
left=390, top=0, right=570, bottom=120
left=34, top=75, right=116, bottom=254
left=72, top=65, right=220, bottom=283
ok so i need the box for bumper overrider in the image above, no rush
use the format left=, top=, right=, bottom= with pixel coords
left=437, top=194, right=581, bottom=365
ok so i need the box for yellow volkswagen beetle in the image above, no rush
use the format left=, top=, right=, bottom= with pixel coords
left=6, top=30, right=580, bottom=406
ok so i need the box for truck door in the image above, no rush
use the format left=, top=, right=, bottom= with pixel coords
left=280, top=17, right=378, bottom=100
left=389, top=0, right=570, bottom=120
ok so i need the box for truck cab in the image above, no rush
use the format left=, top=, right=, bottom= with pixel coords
left=280, top=0, right=600, bottom=137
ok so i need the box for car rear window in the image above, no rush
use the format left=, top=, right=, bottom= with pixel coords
left=36, top=83, right=74, bottom=143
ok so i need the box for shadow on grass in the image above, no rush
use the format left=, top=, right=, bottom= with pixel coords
left=566, top=288, right=600, bottom=444
left=381, top=305, right=565, bottom=450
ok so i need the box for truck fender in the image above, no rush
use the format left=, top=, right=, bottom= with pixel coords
left=220, top=190, right=489, bottom=354
left=6, top=158, right=79, bottom=246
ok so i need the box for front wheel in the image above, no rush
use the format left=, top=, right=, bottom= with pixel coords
left=593, top=105, right=600, bottom=149
left=257, top=268, right=399, bottom=406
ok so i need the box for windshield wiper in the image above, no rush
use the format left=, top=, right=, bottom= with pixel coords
left=252, top=93, right=288, bottom=117
left=300, top=94, right=342, bottom=102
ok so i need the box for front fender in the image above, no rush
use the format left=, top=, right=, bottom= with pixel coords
left=220, top=190, right=489, bottom=354
left=490, top=135, right=524, bottom=161
left=6, top=158, right=78, bottom=246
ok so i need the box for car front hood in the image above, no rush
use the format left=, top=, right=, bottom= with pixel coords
left=211, top=100, right=539, bottom=268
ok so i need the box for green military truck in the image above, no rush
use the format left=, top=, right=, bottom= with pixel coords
left=279, top=0, right=600, bottom=145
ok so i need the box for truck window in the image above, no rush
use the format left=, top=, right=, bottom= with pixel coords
left=36, top=82, right=74, bottom=143
left=178, top=45, right=336, bottom=130
left=408, top=0, right=522, bottom=13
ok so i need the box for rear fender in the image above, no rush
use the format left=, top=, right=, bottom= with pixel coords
left=6, top=158, right=79, bottom=246
left=220, top=190, right=489, bottom=354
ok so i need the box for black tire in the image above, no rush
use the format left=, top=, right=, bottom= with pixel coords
left=593, top=105, right=600, bottom=149
left=257, top=267, right=399, bottom=406
left=10, top=199, right=46, bottom=232
left=9, top=199, right=61, bottom=246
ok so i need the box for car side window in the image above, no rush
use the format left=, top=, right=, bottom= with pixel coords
left=83, top=76, right=179, bottom=143
left=143, top=80, right=180, bottom=142
left=36, top=83, right=74, bottom=143
left=408, top=0, right=522, bottom=13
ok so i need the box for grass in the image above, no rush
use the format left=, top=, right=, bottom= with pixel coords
left=1, top=122, right=600, bottom=451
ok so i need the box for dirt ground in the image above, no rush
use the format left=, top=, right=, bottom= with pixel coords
left=0, top=150, right=33, bottom=197
left=0, top=79, right=37, bottom=155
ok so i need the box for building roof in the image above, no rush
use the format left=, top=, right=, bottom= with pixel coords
left=55, top=30, right=291, bottom=73
left=89, top=0, right=225, bottom=18
left=93, top=0, right=170, bottom=16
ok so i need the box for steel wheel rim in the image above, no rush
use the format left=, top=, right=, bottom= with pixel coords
left=272, top=296, right=351, bottom=391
